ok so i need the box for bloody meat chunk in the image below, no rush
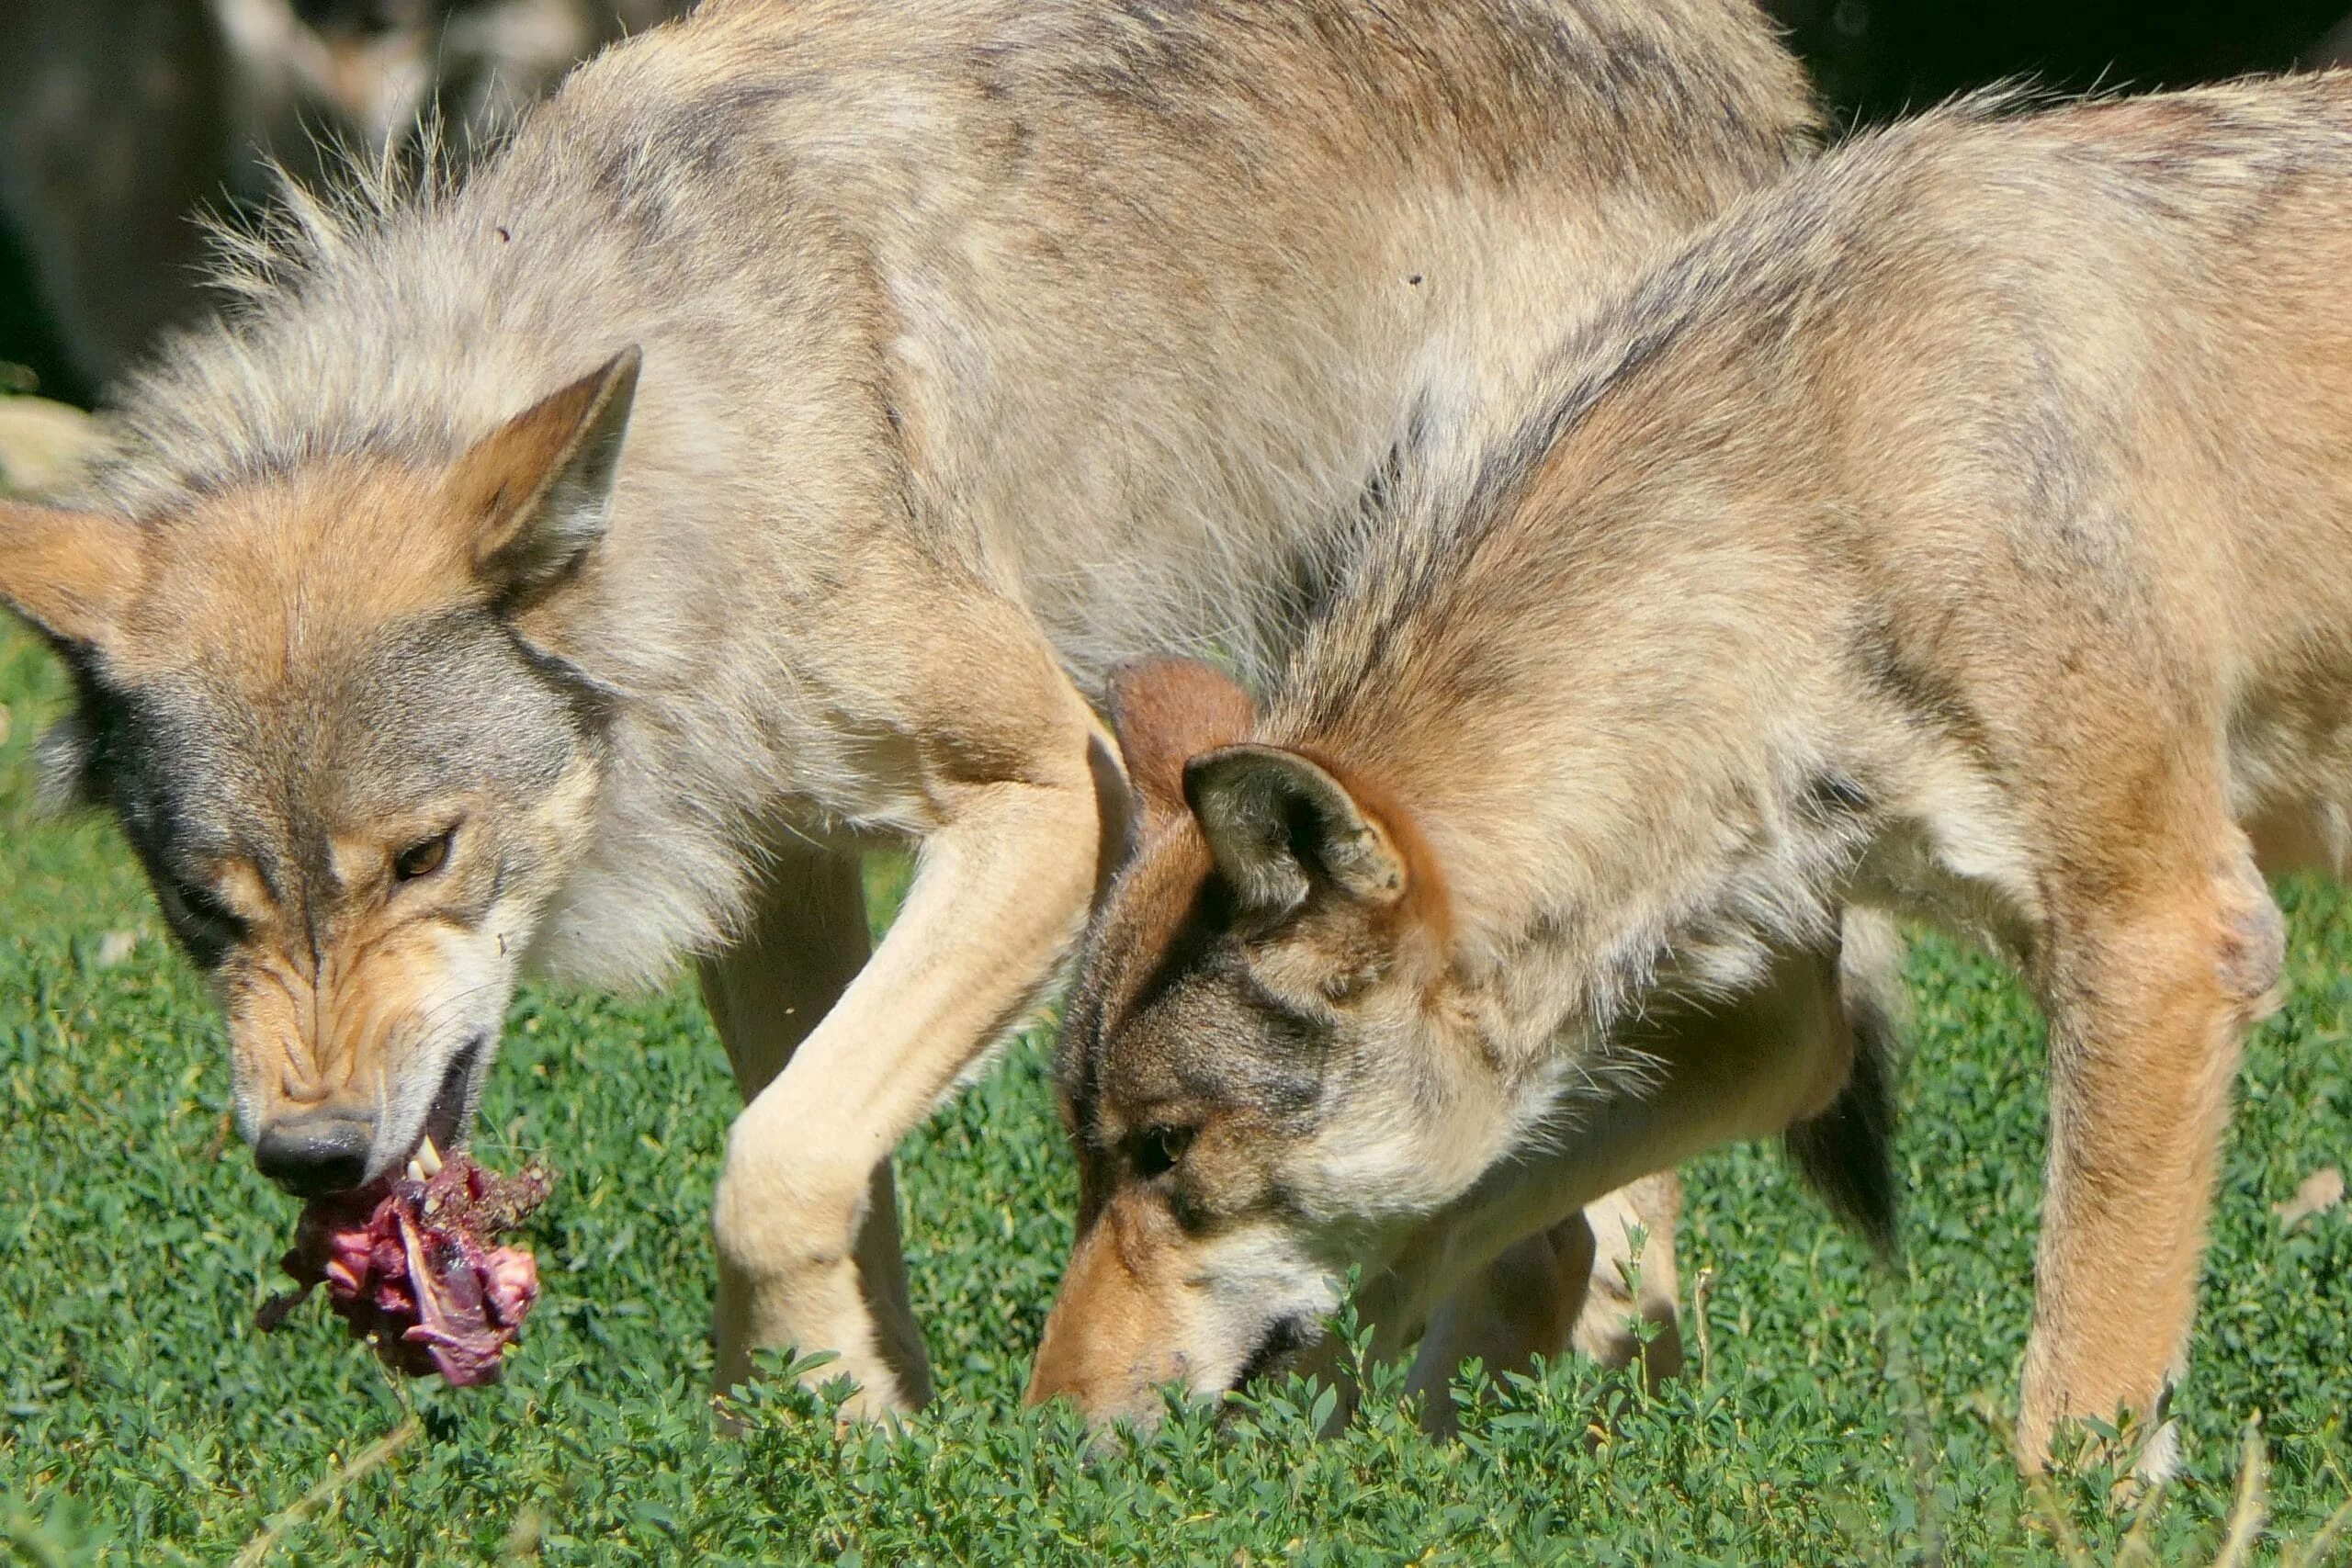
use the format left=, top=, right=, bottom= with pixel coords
left=258, top=1154, right=553, bottom=1387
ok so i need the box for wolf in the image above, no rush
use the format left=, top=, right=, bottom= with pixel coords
left=0, top=0, right=1815, bottom=1414
left=1029, top=75, right=2352, bottom=1472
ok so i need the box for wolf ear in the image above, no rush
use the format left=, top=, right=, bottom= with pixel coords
left=447, top=346, right=640, bottom=609
left=1106, top=658, right=1257, bottom=832
left=1184, top=744, right=1411, bottom=918
left=0, top=499, right=141, bottom=650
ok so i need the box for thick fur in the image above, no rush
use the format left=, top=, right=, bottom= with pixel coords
left=1035, top=77, right=2351, bottom=1472
left=0, top=0, right=1816, bottom=1414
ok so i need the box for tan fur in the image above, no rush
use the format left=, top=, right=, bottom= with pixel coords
left=1106, top=658, right=1260, bottom=826
left=1037, top=77, right=2352, bottom=1472
left=0, top=0, right=1816, bottom=1415
left=0, top=503, right=140, bottom=648
left=99, top=466, right=472, bottom=687
left=1027, top=1181, right=1207, bottom=1416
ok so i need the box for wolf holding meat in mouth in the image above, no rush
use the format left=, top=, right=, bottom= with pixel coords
left=0, top=0, right=1819, bottom=1411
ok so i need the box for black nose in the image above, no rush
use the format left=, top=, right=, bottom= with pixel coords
left=254, top=1114, right=375, bottom=1198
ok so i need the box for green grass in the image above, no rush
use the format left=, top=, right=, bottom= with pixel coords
left=1, top=616, right=2346, bottom=1568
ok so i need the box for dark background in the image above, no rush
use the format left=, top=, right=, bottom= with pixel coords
left=0, top=225, right=54, bottom=398
left=1776, top=0, right=2350, bottom=124
left=6, top=0, right=2352, bottom=407
left=2, top=190, right=76, bottom=401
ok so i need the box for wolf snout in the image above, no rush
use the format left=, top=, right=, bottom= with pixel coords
left=253, top=1111, right=376, bottom=1197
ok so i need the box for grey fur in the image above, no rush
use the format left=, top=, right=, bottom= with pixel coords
left=74, top=0, right=1815, bottom=988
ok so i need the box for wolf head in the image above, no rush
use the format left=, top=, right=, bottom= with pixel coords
left=0, top=349, right=637, bottom=1197
left=1029, top=658, right=1529, bottom=1426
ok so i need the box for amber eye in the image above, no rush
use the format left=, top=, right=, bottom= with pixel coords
left=1130, top=1125, right=1195, bottom=1179
left=393, top=829, right=454, bottom=882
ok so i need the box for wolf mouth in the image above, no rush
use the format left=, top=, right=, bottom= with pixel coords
left=413, top=1032, right=486, bottom=1168
left=1232, top=1314, right=1322, bottom=1393
left=255, top=1031, right=548, bottom=1386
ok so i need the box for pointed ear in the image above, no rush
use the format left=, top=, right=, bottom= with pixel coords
left=445, top=346, right=640, bottom=608
left=1105, top=658, right=1256, bottom=831
left=0, top=499, right=141, bottom=649
left=1183, top=743, right=1412, bottom=918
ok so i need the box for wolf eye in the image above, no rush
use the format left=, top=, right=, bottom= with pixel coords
left=160, top=878, right=247, bottom=966
left=171, top=880, right=243, bottom=936
left=1129, top=1125, right=1195, bottom=1179
left=393, top=829, right=455, bottom=882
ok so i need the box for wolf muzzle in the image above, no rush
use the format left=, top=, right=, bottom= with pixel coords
left=254, top=1112, right=375, bottom=1198
left=252, top=1031, right=486, bottom=1196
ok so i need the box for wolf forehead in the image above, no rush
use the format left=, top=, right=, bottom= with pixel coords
left=48, top=458, right=609, bottom=820
left=80, top=604, right=583, bottom=795
left=1056, top=829, right=1326, bottom=1140
left=62, top=605, right=598, bottom=874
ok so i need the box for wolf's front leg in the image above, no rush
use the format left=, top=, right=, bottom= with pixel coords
left=2016, top=833, right=2282, bottom=1474
left=1406, top=1174, right=1684, bottom=1434
left=1373, top=940, right=1869, bottom=1423
left=699, top=841, right=931, bottom=1408
left=707, top=665, right=1109, bottom=1418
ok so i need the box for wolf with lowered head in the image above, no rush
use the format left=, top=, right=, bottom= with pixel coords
left=1032, top=76, right=2352, bottom=1471
left=0, top=0, right=1816, bottom=1412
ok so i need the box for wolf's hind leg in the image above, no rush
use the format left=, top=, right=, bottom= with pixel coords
left=1406, top=1217, right=1589, bottom=1435
left=698, top=841, right=932, bottom=1409
left=1566, top=1173, right=1685, bottom=1382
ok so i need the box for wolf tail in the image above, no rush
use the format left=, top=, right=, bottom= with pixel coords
left=1785, top=908, right=1905, bottom=1258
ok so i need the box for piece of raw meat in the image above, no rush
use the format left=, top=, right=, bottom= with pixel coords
left=257, top=1152, right=553, bottom=1387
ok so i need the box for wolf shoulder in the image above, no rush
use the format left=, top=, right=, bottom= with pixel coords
left=1805, top=81, right=2352, bottom=336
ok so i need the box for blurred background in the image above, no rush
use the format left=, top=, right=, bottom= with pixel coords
left=2, top=0, right=2349, bottom=417
left=0, top=0, right=689, bottom=412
